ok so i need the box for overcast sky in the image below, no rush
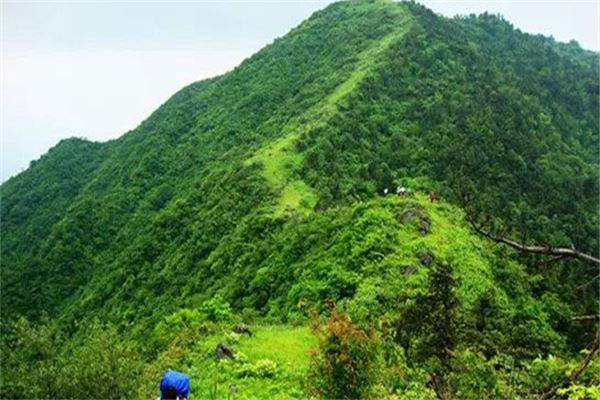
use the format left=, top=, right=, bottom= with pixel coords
left=2, top=1, right=598, bottom=182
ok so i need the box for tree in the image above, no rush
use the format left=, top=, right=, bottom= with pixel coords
left=307, top=309, right=379, bottom=399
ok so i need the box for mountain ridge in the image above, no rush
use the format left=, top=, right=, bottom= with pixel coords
left=2, top=0, right=597, bottom=331
left=1, top=1, right=598, bottom=397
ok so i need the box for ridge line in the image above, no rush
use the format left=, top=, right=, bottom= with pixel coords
left=247, top=10, right=414, bottom=217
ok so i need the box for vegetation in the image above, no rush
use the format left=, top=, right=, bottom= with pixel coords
left=307, top=309, right=379, bottom=399
left=1, top=0, right=598, bottom=398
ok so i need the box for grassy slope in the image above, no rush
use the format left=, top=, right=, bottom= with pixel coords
left=246, top=5, right=413, bottom=217
left=1, top=2, right=597, bottom=397
left=2, top=0, right=423, bottom=323
left=139, top=325, right=316, bottom=400
left=133, top=193, right=564, bottom=398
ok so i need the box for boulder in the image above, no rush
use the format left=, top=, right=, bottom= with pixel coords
left=399, top=207, right=431, bottom=235
left=402, top=265, right=418, bottom=276
left=215, top=343, right=235, bottom=360
left=418, top=252, right=435, bottom=266
left=233, top=322, right=253, bottom=336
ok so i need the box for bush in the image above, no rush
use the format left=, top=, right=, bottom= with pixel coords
left=58, top=321, right=142, bottom=399
left=254, top=359, right=278, bottom=378
left=200, top=295, right=233, bottom=322
left=557, top=384, right=600, bottom=400
left=307, top=309, right=379, bottom=399
left=0, top=317, right=63, bottom=399
left=225, top=332, right=241, bottom=345
left=447, top=350, right=501, bottom=398
left=151, top=308, right=210, bottom=351
left=234, top=357, right=278, bottom=379
left=0, top=317, right=142, bottom=399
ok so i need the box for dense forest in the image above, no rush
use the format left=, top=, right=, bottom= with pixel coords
left=1, top=1, right=598, bottom=398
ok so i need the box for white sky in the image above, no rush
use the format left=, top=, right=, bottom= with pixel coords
left=2, top=0, right=598, bottom=182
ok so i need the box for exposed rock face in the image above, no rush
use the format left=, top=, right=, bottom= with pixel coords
left=418, top=218, right=431, bottom=235
left=399, top=206, right=431, bottom=235
left=233, top=322, right=253, bottom=336
left=418, top=252, right=435, bottom=266
left=402, top=265, right=418, bottom=276
left=215, top=343, right=235, bottom=360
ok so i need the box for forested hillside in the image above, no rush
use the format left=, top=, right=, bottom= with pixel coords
left=1, top=1, right=598, bottom=398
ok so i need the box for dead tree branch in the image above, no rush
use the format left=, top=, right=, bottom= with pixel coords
left=571, top=315, right=600, bottom=321
left=576, top=274, right=600, bottom=291
left=467, top=219, right=600, bottom=266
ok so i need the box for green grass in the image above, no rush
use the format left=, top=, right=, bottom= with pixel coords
left=372, top=193, right=499, bottom=308
left=278, top=180, right=319, bottom=217
left=246, top=12, right=413, bottom=218
left=236, top=325, right=315, bottom=369
left=253, top=134, right=303, bottom=187
left=186, top=325, right=316, bottom=400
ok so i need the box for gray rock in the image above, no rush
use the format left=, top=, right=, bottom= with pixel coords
left=399, top=207, right=431, bottom=235
left=233, top=322, right=252, bottom=336
left=419, top=252, right=435, bottom=266
left=402, top=265, right=418, bottom=276
left=418, top=217, right=431, bottom=235
left=215, top=343, right=235, bottom=360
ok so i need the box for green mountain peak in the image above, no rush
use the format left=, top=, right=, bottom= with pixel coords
left=2, top=1, right=598, bottom=398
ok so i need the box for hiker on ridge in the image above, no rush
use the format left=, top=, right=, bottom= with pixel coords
left=159, top=370, right=190, bottom=400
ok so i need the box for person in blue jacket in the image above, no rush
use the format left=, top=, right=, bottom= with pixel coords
left=159, top=370, right=190, bottom=400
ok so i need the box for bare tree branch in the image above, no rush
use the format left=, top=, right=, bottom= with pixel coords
left=575, top=274, right=600, bottom=291
left=571, top=315, right=599, bottom=321
left=467, top=219, right=600, bottom=266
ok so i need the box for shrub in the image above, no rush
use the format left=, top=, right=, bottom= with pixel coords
left=200, top=295, right=233, bottom=322
left=0, top=317, right=63, bottom=399
left=254, top=359, right=278, bottom=378
left=447, top=350, right=501, bottom=398
left=235, top=358, right=278, bottom=379
left=225, top=332, right=241, bottom=345
left=0, top=317, right=142, bottom=399
left=307, top=309, right=379, bottom=399
left=58, top=321, right=142, bottom=399
left=557, top=384, right=600, bottom=400
left=151, top=308, right=210, bottom=351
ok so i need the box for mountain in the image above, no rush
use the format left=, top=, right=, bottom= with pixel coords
left=1, top=1, right=598, bottom=398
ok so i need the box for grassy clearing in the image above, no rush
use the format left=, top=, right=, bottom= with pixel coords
left=185, top=325, right=315, bottom=400
left=254, top=135, right=303, bottom=187
left=278, top=180, right=319, bottom=217
left=236, top=325, right=315, bottom=370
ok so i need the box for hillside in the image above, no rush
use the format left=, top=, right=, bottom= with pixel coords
left=1, top=1, right=598, bottom=398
